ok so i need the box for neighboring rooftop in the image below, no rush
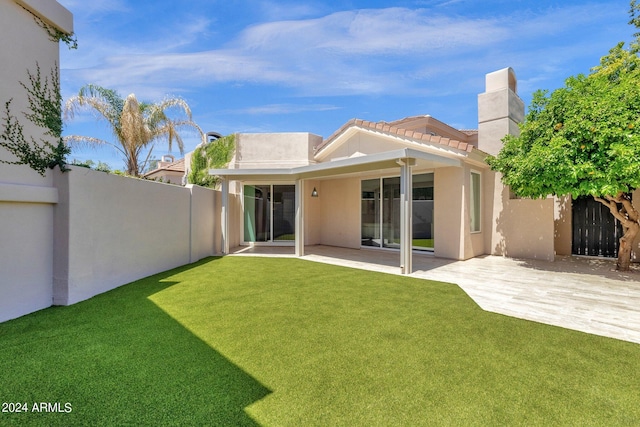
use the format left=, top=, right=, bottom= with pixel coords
left=143, top=155, right=185, bottom=184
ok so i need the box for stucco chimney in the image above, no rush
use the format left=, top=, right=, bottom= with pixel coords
left=477, top=67, right=524, bottom=156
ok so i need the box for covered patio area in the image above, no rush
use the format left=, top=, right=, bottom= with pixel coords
left=229, top=245, right=640, bottom=345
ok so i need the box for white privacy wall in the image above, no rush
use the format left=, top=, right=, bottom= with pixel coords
left=53, top=167, right=219, bottom=306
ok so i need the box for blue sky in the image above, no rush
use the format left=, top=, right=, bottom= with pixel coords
left=58, top=0, right=634, bottom=170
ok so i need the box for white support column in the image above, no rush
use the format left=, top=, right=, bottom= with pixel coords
left=295, top=179, right=305, bottom=257
left=221, top=177, right=230, bottom=255
left=398, top=159, right=414, bottom=274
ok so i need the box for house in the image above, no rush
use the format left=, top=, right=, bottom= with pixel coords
left=143, top=155, right=186, bottom=185
left=210, top=68, right=567, bottom=273
left=210, top=67, right=640, bottom=273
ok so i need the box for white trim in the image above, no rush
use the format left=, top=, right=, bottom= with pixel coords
left=398, top=158, right=414, bottom=274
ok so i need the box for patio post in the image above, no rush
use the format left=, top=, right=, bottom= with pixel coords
left=221, top=177, right=230, bottom=255
left=398, top=158, right=415, bottom=274
left=295, top=179, right=305, bottom=256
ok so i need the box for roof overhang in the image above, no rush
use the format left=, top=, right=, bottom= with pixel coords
left=209, top=148, right=461, bottom=181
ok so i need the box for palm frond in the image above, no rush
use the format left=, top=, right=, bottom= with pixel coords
left=63, top=134, right=127, bottom=158
left=64, top=87, right=203, bottom=177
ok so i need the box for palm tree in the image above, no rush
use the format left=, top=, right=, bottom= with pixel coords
left=64, top=85, right=204, bottom=176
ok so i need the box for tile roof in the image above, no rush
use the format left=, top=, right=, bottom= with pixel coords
left=162, top=158, right=185, bottom=173
left=143, top=158, right=185, bottom=177
left=317, top=118, right=476, bottom=155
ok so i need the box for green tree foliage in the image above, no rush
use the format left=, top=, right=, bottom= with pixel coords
left=70, top=158, right=112, bottom=172
left=487, top=36, right=640, bottom=270
left=188, top=134, right=235, bottom=187
left=0, top=64, right=70, bottom=175
left=64, top=86, right=203, bottom=177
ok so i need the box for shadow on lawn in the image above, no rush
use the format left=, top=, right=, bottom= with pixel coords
left=0, top=257, right=271, bottom=426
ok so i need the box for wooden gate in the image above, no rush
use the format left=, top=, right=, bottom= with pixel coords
left=572, top=196, right=622, bottom=257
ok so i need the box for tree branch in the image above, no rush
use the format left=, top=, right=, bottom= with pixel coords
left=594, top=193, right=640, bottom=228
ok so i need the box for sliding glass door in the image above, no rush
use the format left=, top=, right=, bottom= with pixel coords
left=361, top=173, right=434, bottom=250
left=412, top=173, right=434, bottom=249
left=361, top=179, right=381, bottom=247
left=244, top=184, right=295, bottom=243
left=382, top=177, right=401, bottom=249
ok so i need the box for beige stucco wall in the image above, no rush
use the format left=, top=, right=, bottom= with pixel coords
left=478, top=68, right=556, bottom=261
left=0, top=0, right=72, bottom=322
left=554, top=196, right=572, bottom=256
left=53, top=167, right=217, bottom=306
left=189, top=184, right=216, bottom=260
left=211, top=188, right=241, bottom=253
left=486, top=172, right=555, bottom=261
left=477, top=68, right=524, bottom=157
left=310, top=165, right=488, bottom=261
left=318, top=177, right=360, bottom=248
left=434, top=167, right=464, bottom=259
left=319, top=132, right=409, bottom=161
left=232, top=133, right=322, bottom=169
left=438, top=164, right=491, bottom=260
left=304, top=179, right=322, bottom=245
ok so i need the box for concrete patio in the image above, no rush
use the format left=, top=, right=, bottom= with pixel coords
left=229, top=245, right=640, bottom=345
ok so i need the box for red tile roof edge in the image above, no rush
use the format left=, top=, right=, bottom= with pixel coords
left=317, top=119, right=475, bottom=154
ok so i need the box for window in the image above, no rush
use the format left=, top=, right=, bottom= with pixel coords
left=470, top=171, right=481, bottom=233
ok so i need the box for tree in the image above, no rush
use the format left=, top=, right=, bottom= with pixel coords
left=70, top=158, right=111, bottom=172
left=487, top=35, right=640, bottom=270
left=64, top=85, right=203, bottom=176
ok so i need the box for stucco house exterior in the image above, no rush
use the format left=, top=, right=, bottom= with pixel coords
left=143, top=155, right=186, bottom=185
left=211, top=68, right=569, bottom=273
left=210, top=67, right=640, bottom=273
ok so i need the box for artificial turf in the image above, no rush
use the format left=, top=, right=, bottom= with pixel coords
left=1, top=256, right=639, bottom=426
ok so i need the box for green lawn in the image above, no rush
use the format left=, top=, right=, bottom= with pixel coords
left=1, top=257, right=639, bottom=426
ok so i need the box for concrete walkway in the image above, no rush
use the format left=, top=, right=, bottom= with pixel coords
left=229, top=245, right=640, bottom=345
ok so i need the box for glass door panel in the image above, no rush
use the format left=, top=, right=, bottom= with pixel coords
left=361, top=173, right=434, bottom=251
left=244, top=185, right=271, bottom=242
left=361, top=179, right=381, bottom=247
left=382, top=177, right=401, bottom=249
left=412, top=173, right=434, bottom=250
left=273, top=185, right=296, bottom=241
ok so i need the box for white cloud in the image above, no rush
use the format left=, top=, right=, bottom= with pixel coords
left=61, top=3, right=630, bottom=100
left=234, top=8, right=507, bottom=55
